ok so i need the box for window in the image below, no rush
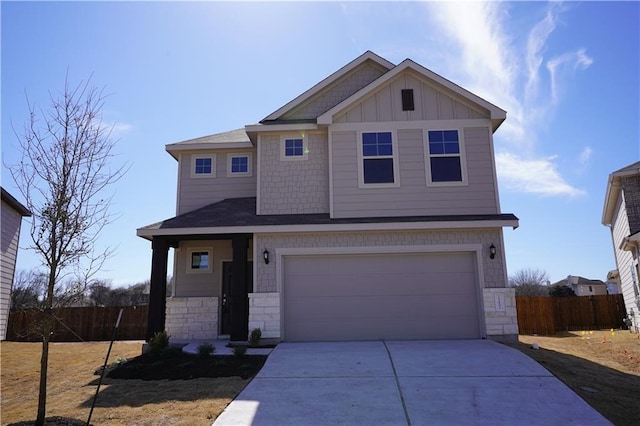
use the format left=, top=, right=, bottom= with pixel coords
left=426, top=130, right=464, bottom=184
left=362, top=132, right=395, bottom=184
left=280, top=135, right=308, bottom=161
left=187, top=249, right=212, bottom=273
left=227, top=153, right=252, bottom=177
left=191, top=155, right=216, bottom=178
left=401, top=89, right=415, bottom=111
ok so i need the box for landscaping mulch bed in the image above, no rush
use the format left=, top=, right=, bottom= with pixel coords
left=106, top=349, right=267, bottom=380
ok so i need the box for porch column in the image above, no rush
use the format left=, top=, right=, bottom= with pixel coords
left=147, top=238, right=169, bottom=340
left=230, top=235, right=250, bottom=341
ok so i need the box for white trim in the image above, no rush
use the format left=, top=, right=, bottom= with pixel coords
left=137, top=219, right=519, bottom=239
left=167, top=142, right=253, bottom=159
left=357, top=130, right=400, bottom=188
left=328, top=130, right=335, bottom=218
left=190, top=155, right=216, bottom=178
left=226, top=152, right=253, bottom=177
left=256, top=134, right=262, bottom=215
left=245, top=123, right=318, bottom=133
left=186, top=247, right=213, bottom=274
left=489, top=129, right=502, bottom=213
left=318, top=59, right=506, bottom=129
left=176, top=153, right=183, bottom=214
left=262, top=51, right=395, bottom=122
left=328, top=119, right=491, bottom=132
left=423, top=128, right=468, bottom=187
left=280, top=134, right=309, bottom=161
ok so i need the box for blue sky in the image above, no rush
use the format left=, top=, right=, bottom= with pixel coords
left=2, top=1, right=638, bottom=287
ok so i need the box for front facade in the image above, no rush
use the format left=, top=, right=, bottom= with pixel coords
left=602, top=161, right=640, bottom=332
left=138, top=52, right=520, bottom=343
left=1, top=188, right=31, bottom=340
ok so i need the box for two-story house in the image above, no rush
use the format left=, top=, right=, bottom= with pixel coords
left=137, top=51, right=520, bottom=343
left=602, top=160, right=640, bottom=332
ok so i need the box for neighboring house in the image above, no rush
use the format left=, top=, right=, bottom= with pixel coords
left=605, top=269, right=622, bottom=295
left=1, top=187, right=31, bottom=340
left=603, top=160, right=640, bottom=332
left=137, top=51, right=520, bottom=343
left=551, top=275, right=608, bottom=296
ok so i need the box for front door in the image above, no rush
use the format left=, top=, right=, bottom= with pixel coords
left=221, top=261, right=253, bottom=335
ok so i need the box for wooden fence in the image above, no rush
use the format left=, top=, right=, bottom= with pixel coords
left=516, top=294, right=627, bottom=335
left=6, top=305, right=148, bottom=342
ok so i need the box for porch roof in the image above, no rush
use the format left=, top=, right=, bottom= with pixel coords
left=137, top=197, right=519, bottom=240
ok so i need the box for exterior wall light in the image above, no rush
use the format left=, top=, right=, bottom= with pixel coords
left=263, top=249, right=270, bottom=264
left=489, top=243, right=496, bottom=259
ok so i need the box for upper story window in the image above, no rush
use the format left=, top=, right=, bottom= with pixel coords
left=361, top=131, right=397, bottom=186
left=426, top=130, right=466, bottom=185
left=280, top=135, right=308, bottom=161
left=191, top=155, right=216, bottom=178
left=227, top=153, right=253, bottom=177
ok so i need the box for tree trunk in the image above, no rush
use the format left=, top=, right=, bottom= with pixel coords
left=36, top=315, right=52, bottom=425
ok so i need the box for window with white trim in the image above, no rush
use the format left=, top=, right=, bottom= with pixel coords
left=426, top=130, right=465, bottom=184
left=227, top=153, right=252, bottom=177
left=362, top=132, right=395, bottom=184
left=187, top=248, right=212, bottom=273
left=280, top=136, right=308, bottom=161
left=191, top=155, right=216, bottom=178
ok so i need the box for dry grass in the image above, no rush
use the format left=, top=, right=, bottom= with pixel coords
left=510, top=330, right=640, bottom=426
left=0, top=341, right=249, bottom=425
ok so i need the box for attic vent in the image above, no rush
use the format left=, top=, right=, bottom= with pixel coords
left=401, top=89, right=414, bottom=111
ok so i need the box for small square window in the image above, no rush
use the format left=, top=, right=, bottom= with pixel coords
left=231, top=156, right=248, bottom=173
left=285, top=139, right=304, bottom=157
left=195, top=158, right=212, bottom=174
left=226, top=153, right=252, bottom=177
left=188, top=248, right=212, bottom=273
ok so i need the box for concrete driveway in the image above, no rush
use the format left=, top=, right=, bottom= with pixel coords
left=213, top=340, right=610, bottom=425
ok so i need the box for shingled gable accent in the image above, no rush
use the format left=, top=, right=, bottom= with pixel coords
left=602, top=160, right=640, bottom=226
left=317, top=58, right=507, bottom=131
left=137, top=197, right=519, bottom=239
left=260, top=51, right=395, bottom=124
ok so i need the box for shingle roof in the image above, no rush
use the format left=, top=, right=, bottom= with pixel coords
left=1, top=187, right=31, bottom=216
left=138, top=197, right=518, bottom=235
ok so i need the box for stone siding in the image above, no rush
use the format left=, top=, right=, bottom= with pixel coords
left=483, top=288, right=519, bottom=343
left=248, top=292, right=280, bottom=339
left=165, top=297, right=218, bottom=341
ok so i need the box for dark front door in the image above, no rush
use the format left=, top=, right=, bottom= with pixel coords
left=221, top=261, right=253, bottom=335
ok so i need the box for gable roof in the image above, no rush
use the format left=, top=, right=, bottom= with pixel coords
left=317, top=58, right=506, bottom=131
left=1, top=187, right=31, bottom=217
left=602, top=160, right=640, bottom=225
left=551, top=276, right=606, bottom=288
left=260, top=51, right=395, bottom=123
left=165, top=128, right=252, bottom=159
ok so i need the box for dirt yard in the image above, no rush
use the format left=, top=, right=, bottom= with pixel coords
left=0, top=341, right=251, bottom=425
left=511, top=330, right=640, bottom=426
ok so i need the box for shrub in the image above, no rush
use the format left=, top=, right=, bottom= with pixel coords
left=148, top=330, right=170, bottom=357
left=233, top=347, right=247, bottom=357
left=249, top=328, right=262, bottom=346
left=197, top=342, right=215, bottom=357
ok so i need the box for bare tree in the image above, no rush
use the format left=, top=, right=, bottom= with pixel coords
left=11, top=270, right=47, bottom=308
left=509, top=268, right=550, bottom=297
left=8, top=76, right=126, bottom=425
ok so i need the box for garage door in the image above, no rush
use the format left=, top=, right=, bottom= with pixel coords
left=283, top=252, right=481, bottom=341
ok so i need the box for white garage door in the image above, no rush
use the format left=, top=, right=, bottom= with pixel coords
left=283, top=252, right=481, bottom=341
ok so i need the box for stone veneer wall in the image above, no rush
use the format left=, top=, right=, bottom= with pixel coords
left=483, top=288, right=518, bottom=342
left=248, top=293, right=280, bottom=339
left=165, top=297, right=218, bottom=341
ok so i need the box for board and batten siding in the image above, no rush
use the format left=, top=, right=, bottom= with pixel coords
left=258, top=133, right=329, bottom=215
left=331, top=127, right=499, bottom=218
left=334, top=71, right=488, bottom=124
left=1, top=200, right=24, bottom=340
left=177, top=150, right=257, bottom=215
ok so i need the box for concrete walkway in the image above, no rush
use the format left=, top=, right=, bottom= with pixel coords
left=213, top=340, right=610, bottom=426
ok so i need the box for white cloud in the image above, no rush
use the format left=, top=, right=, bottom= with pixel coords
left=496, top=152, right=585, bottom=197
left=425, top=1, right=592, bottom=197
left=578, top=146, right=592, bottom=165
